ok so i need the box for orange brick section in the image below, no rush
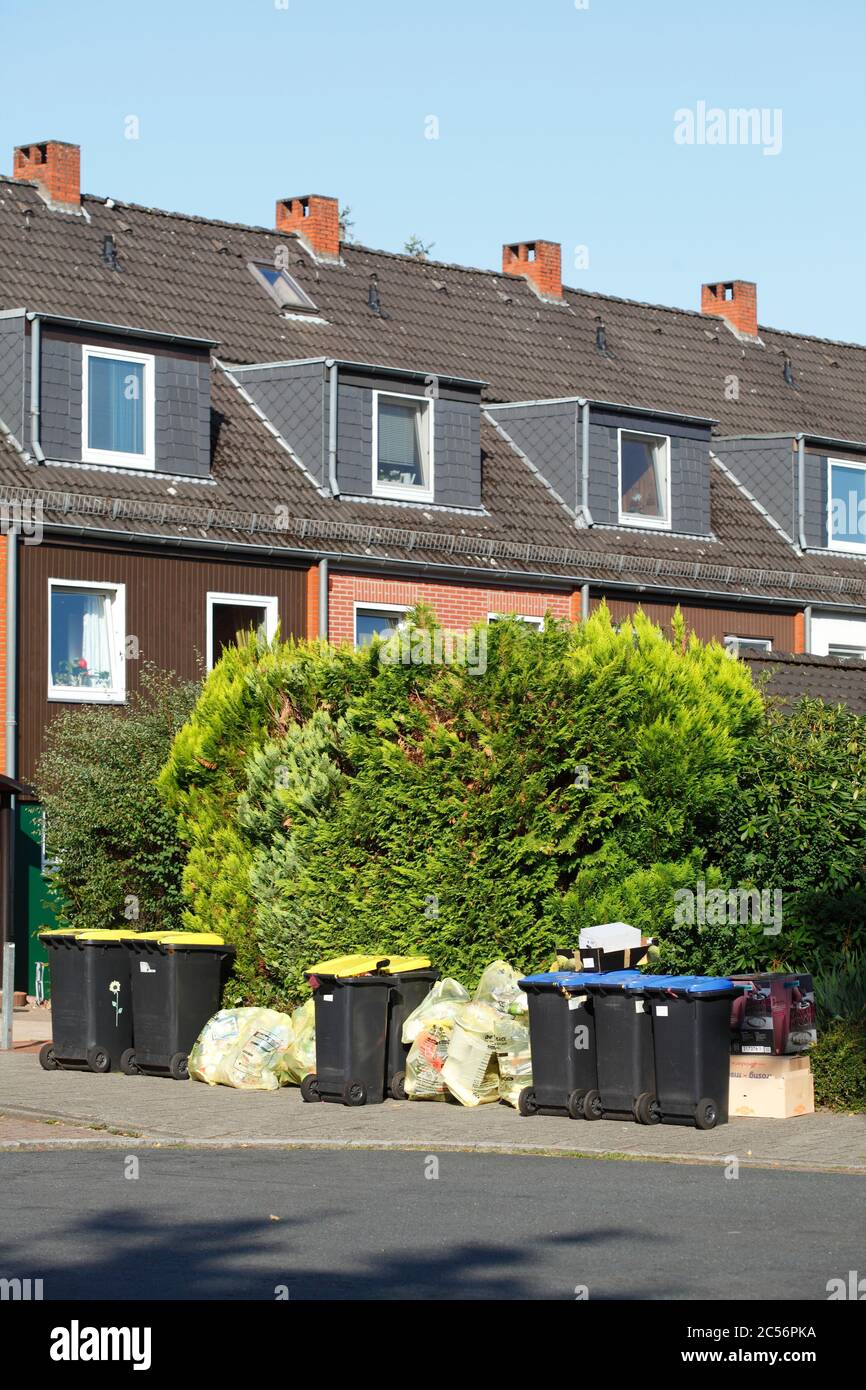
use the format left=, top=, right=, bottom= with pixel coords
left=13, top=141, right=80, bottom=208
left=793, top=611, right=807, bottom=654
left=328, top=573, right=572, bottom=646
left=0, top=534, right=6, bottom=776
left=700, top=280, right=758, bottom=338
left=305, top=563, right=320, bottom=639
left=276, top=195, right=340, bottom=259
left=502, top=241, right=562, bottom=300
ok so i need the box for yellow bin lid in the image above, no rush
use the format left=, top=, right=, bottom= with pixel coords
left=380, top=955, right=431, bottom=974
left=156, top=932, right=226, bottom=946
left=305, top=953, right=389, bottom=978
left=38, top=928, right=82, bottom=939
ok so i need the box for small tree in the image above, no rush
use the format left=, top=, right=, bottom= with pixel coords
left=404, top=235, right=435, bottom=260
left=34, top=665, right=199, bottom=934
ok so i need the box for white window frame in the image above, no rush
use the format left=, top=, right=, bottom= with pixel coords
left=371, top=390, right=435, bottom=502
left=206, top=592, right=279, bottom=671
left=487, top=612, right=545, bottom=631
left=827, top=457, right=866, bottom=553
left=724, top=635, right=773, bottom=656
left=617, top=428, right=672, bottom=530
left=47, top=577, right=126, bottom=704
left=82, top=344, right=156, bottom=470
left=827, top=644, right=866, bottom=661
left=353, top=601, right=410, bottom=648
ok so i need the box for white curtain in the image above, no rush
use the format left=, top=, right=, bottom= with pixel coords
left=80, top=594, right=112, bottom=686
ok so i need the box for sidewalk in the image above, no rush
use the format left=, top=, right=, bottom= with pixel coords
left=1, top=1052, right=864, bottom=1170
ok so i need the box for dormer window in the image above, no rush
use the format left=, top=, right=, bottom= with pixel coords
left=248, top=261, right=318, bottom=313
left=372, top=390, right=434, bottom=501
left=618, top=429, right=670, bottom=528
left=828, top=458, right=866, bottom=552
left=82, top=345, right=154, bottom=469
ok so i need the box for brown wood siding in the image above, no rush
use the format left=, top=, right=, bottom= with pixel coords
left=591, top=595, right=798, bottom=650
left=18, top=539, right=307, bottom=785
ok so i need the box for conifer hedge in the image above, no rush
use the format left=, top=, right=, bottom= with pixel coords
left=158, top=606, right=765, bottom=1005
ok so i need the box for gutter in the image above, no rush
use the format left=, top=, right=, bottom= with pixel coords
left=796, top=433, right=807, bottom=549
left=28, top=315, right=45, bottom=463
left=326, top=359, right=339, bottom=497
left=37, top=519, right=865, bottom=612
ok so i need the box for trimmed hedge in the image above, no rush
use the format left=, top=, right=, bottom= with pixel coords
left=810, top=1020, right=866, bottom=1112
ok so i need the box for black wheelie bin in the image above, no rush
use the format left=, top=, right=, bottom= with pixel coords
left=624, top=975, right=739, bottom=1128
left=301, top=954, right=436, bottom=1106
left=517, top=971, right=643, bottom=1119
left=122, top=932, right=235, bottom=1079
left=581, top=970, right=659, bottom=1123
left=38, top=929, right=134, bottom=1073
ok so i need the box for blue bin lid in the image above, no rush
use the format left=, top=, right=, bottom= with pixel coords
left=622, top=974, right=737, bottom=995
left=520, top=969, right=647, bottom=991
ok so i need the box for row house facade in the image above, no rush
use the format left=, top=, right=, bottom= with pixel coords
left=2, top=139, right=866, bottom=991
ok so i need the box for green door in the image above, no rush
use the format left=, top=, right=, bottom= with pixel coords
left=14, top=802, right=62, bottom=997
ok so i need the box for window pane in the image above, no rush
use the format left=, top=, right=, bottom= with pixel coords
left=355, top=609, right=404, bottom=646
left=50, top=589, right=114, bottom=689
left=377, top=400, right=426, bottom=487
left=621, top=436, right=665, bottom=518
left=88, top=356, right=145, bottom=455
left=212, top=603, right=267, bottom=662
left=830, top=465, right=866, bottom=545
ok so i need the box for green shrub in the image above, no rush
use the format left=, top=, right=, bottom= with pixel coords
left=810, top=1019, right=866, bottom=1112
left=160, top=606, right=764, bottom=1004
left=34, top=666, right=199, bottom=934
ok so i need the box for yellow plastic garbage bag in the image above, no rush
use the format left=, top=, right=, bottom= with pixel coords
left=402, top=978, right=469, bottom=1100
left=278, top=998, right=317, bottom=1085
left=473, top=960, right=528, bottom=1017
left=495, top=1014, right=532, bottom=1109
left=189, top=1008, right=294, bottom=1091
left=441, top=1018, right=501, bottom=1107
left=401, top=978, right=470, bottom=1046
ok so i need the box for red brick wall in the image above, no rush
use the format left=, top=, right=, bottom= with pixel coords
left=305, top=563, right=319, bottom=639
left=328, top=573, right=571, bottom=645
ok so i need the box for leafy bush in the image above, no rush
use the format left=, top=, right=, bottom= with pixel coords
left=713, top=699, right=866, bottom=968
left=34, top=666, right=199, bottom=934
left=160, top=606, right=763, bottom=1004
left=809, top=1019, right=866, bottom=1112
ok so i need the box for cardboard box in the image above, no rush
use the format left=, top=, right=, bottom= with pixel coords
left=729, top=972, right=817, bottom=1055
left=728, top=1054, right=815, bottom=1118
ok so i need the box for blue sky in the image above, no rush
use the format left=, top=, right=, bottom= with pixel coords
left=2, top=0, right=864, bottom=342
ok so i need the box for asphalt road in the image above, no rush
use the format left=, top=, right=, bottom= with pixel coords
left=0, top=1149, right=862, bottom=1300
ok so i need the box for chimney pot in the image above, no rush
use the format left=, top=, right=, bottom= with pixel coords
left=502, top=239, right=563, bottom=301
left=700, top=279, right=758, bottom=338
left=276, top=194, right=340, bottom=260
left=13, top=140, right=80, bottom=208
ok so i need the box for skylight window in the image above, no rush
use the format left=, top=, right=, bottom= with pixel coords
left=248, top=261, right=318, bottom=313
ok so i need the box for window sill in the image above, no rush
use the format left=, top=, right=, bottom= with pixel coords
left=48, top=690, right=126, bottom=705
left=827, top=541, right=866, bottom=555
left=617, top=514, right=671, bottom=531
left=373, top=484, right=435, bottom=504
left=81, top=448, right=155, bottom=471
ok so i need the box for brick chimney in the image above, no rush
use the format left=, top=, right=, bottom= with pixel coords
left=502, top=240, right=562, bottom=301
left=701, top=280, right=758, bottom=339
left=276, top=194, right=340, bottom=260
left=13, top=140, right=80, bottom=208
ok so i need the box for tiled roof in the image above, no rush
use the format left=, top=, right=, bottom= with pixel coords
left=2, top=174, right=866, bottom=603
left=746, top=651, right=866, bottom=714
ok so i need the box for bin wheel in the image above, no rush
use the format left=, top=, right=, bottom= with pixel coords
left=86, top=1046, right=111, bottom=1074
left=566, top=1089, right=586, bottom=1120
left=582, top=1089, right=603, bottom=1121
left=634, top=1092, right=662, bottom=1126
left=168, top=1052, right=189, bottom=1081
left=39, top=1043, right=59, bottom=1071
left=517, top=1087, right=539, bottom=1117
left=120, top=1049, right=141, bottom=1077
left=300, top=1073, right=321, bottom=1103
left=694, top=1097, right=718, bottom=1130
left=342, top=1080, right=367, bottom=1107
left=389, top=1071, right=407, bottom=1101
